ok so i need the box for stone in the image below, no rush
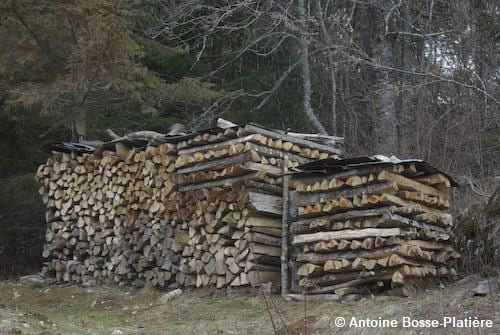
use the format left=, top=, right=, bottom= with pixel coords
left=473, top=279, right=497, bottom=296
left=313, top=315, right=331, bottom=331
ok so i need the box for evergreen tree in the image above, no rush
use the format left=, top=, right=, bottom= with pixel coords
left=0, top=0, right=224, bottom=142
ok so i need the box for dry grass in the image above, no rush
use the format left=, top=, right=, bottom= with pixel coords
left=0, top=277, right=498, bottom=335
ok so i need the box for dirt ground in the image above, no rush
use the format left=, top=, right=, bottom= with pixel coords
left=0, top=276, right=498, bottom=335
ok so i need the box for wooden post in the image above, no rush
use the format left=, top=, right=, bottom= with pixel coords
left=281, top=155, right=289, bottom=296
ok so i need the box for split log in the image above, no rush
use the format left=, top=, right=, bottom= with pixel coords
left=292, top=228, right=416, bottom=245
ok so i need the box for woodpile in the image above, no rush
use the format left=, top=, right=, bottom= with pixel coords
left=287, top=158, right=460, bottom=296
left=36, top=121, right=461, bottom=296
left=36, top=143, right=178, bottom=287
left=166, top=123, right=341, bottom=288
left=35, top=120, right=343, bottom=289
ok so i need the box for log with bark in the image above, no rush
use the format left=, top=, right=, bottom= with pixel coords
left=287, top=162, right=458, bottom=295
left=36, top=121, right=340, bottom=289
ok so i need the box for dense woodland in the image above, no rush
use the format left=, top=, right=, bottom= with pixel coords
left=0, top=1, right=498, bottom=275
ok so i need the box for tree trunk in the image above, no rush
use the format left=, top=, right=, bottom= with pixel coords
left=72, top=106, right=87, bottom=143
left=415, top=0, right=434, bottom=157
left=375, top=3, right=398, bottom=155
left=315, top=0, right=337, bottom=135
left=297, top=0, right=328, bottom=135
left=360, top=4, right=377, bottom=144
left=399, top=1, right=412, bottom=156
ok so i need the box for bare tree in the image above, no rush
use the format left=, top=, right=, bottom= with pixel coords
left=315, top=0, right=338, bottom=135
left=374, top=1, right=398, bottom=154
left=297, top=0, right=328, bottom=134
left=149, top=0, right=499, bottom=180
left=399, top=0, right=412, bottom=156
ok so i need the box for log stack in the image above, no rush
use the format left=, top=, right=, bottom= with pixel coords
left=35, top=121, right=344, bottom=289
left=168, top=124, right=342, bottom=288
left=36, top=143, right=179, bottom=287
left=288, top=158, right=460, bottom=296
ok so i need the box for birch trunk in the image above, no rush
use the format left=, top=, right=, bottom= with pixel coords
left=72, top=106, right=87, bottom=143
left=375, top=2, right=398, bottom=154
left=315, top=0, right=337, bottom=135
left=399, top=1, right=412, bottom=156
left=297, top=0, right=328, bottom=135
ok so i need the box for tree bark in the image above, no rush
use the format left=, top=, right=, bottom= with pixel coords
left=297, top=0, right=328, bottom=135
left=375, top=2, right=398, bottom=155
left=360, top=4, right=376, bottom=142
left=72, top=106, right=86, bottom=142
left=315, top=0, right=337, bottom=135
left=415, top=0, right=434, bottom=157
left=399, top=1, right=412, bottom=156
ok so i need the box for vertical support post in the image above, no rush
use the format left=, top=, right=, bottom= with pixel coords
left=281, top=155, right=289, bottom=296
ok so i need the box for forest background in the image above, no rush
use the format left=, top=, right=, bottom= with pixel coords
left=0, top=0, right=498, bottom=276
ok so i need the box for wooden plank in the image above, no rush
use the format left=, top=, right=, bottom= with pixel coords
left=245, top=232, right=281, bottom=247
left=180, top=163, right=283, bottom=186
left=177, top=154, right=284, bottom=178
left=397, top=191, right=449, bottom=209
left=281, top=155, right=289, bottom=296
left=295, top=246, right=402, bottom=264
left=177, top=164, right=258, bottom=185
left=246, top=143, right=311, bottom=164
left=176, top=151, right=254, bottom=173
left=302, top=266, right=410, bottom=288
left=248, top=192, right=282, bottom=216
left=388, top=237, right=456, bottom=252
left=304, top=271, right=396, bottom=294
left=284, top=294, right=342, bottom=301
left=290, top=181, right=399, bottom=207
left=249, top=243, right=281, bottom=257
left=414, top=173, right=451, bottom=188
left=413, top=212, right=452, bottom=226
left=242, top=125, right=342, bottom=155
left=178, top=134, right=257, bottom=155
left=245, top=216, right=282, bottom=228
left=377, top=170, right=449, bottom=199
left=301, top=270, right=365, bottom=287
left=382, top=213, right=447, bottom=232
left=251, top=226, right=282, bottom=237
left=292, top=165, right=392, bottom=184
left=379, top=193, right=444, bottom=215
left=245, top=180, right=282, bottom=195
left=292, top=228, right=414, bottom=245
left=179, top=172, right=265, bottom=191
left=290, top=207, right=397, bottom=234
left=284, top=132, right=344, bottom=144
left=243, top=162, right=283, bottom=177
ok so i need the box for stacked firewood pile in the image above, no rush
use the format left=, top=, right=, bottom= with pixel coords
left=164, top=124, right=342, bottom=288
left=36, top=143, right=178, bottom=287
left=35, top=120, right=343, bottom=288
left=287, top=158, right=460, bottom=296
